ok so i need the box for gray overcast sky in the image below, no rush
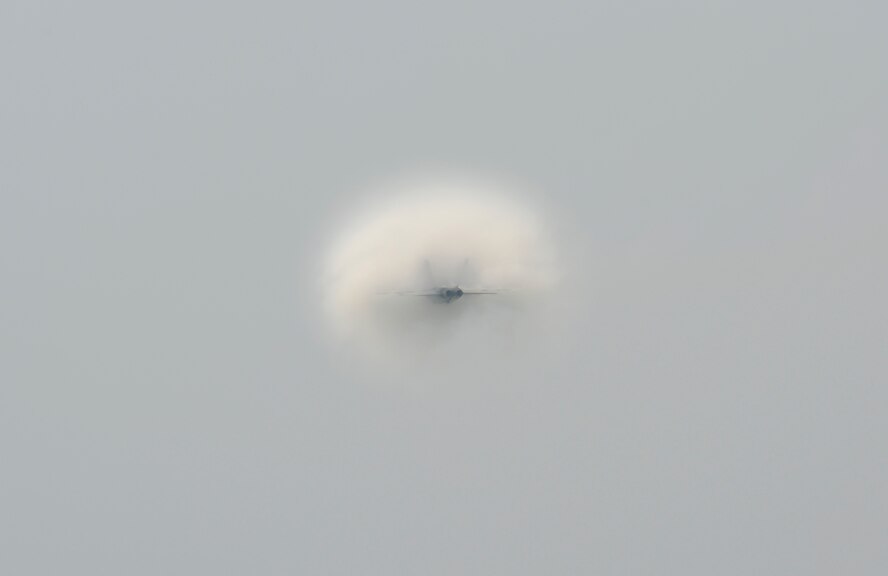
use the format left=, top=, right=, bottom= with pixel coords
left=2, top=1, right=886, bottom=574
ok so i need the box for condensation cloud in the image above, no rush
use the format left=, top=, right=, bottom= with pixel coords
left=319, top=176, right=560, bottom=366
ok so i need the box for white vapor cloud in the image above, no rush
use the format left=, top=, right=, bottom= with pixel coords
left=319, top=175, right=560, bottom=368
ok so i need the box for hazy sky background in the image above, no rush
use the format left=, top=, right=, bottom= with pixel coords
left=2, top=1, right=886, bottom=574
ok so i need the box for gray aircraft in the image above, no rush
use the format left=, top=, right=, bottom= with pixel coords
left=392, top=285, right=499, bottom=303
left=379, top=260, right=503, bottom=303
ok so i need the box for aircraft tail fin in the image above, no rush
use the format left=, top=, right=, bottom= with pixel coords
left=421, top=259, right=437, bottom=289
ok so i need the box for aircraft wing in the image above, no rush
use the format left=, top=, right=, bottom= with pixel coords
left=375, top=290, right=440, bottom=297
left=461, top=287, right=518, bottom=295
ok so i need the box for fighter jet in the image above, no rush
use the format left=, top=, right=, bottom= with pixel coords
left=389, top=285, right=499, bottom=303
left=378, top=260, right=503, bottom=303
